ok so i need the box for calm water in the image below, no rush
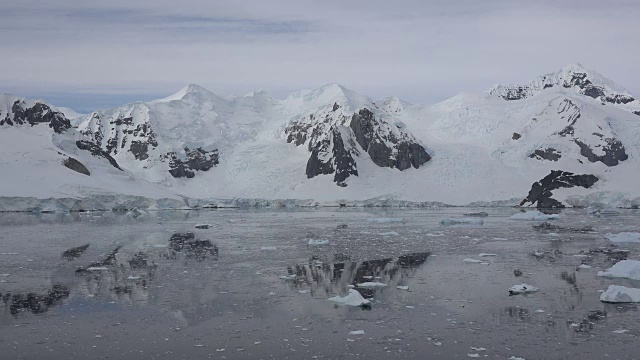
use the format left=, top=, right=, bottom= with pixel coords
left=0, top=208, right=639, bottom=360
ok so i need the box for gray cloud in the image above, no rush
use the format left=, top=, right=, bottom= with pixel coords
left=1, top=0, right=638, bottom=111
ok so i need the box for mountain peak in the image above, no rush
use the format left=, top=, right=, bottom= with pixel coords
left=154, top=84, right=221, bottom=103
left=489, top=64, right=635, bottom=104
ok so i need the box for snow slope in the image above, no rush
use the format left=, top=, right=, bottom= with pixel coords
left=1, top=64, right=640, bottom=210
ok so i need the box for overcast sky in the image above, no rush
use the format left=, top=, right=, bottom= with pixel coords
left=1, top=0, right=639, bottom=112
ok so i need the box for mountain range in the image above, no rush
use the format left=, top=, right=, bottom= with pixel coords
left=1, top=63, right=639, bottom=211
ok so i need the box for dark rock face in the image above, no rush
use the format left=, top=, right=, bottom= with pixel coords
left=529, top=148, right=561, bottom=162
left=63, top=157, right=91, bottom=176
left=165, top=147, right=219, bottom=178
left=306, top=126, right=358, bottom=185
left=574, top=138, right=628, bottom=167
left=62, top=244, right=90, bottom=260
left=75, top=246, right=122, bottom=273
left=0, top=100, right=71, bottom=134
left=76, top=140, right=123, bottom=171
left=168, top=232, right=218, bottom=261
left=6, top=285, right=70, bottom=316
left=80, top=113, right=158, bottom=158
left=350, top=109, right=430, bottom=170
left=633, top=111, right=640, bottom=116
left=520, top=170, right=599, bottom=208
left=512, top=132, right=521, bottom=140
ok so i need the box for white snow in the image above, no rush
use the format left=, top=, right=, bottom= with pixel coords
left=597, top=260, right=640, bottom=280
left=509, top=284, right=539, bottom=295
left=600, top=285, right=640, bottom=303
left=509, top=211, right=559, bottom=221
left=606, top=232, right=640, bottom=243
left=327, top=289, right=370, bottom=306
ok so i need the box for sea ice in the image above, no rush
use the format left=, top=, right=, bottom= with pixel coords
left=509, top=211, right=559, bottom=221
left=606, top=232, right=640, bottom=243
left=367, top=218, right=404, bottom=223
left=509, top=284, right=539, bottom=295
left=441, top=218, right=484, bottom=225
left=327, top=289, right=370, bottom=306
left=597, top=260, right=640, bottom=280
left=356, top=282, right=388, bottom=288
left=599, top=285, right=640, bottom=303
left=307, top=239, right=330, bottom=246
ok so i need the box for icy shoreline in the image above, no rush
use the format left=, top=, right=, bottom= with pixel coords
left=1, top=194, right=639, bottom=213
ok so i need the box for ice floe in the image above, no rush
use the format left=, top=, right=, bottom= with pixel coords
left=606, top=232, right=640, bottom=243
left=597, top=260, right=640, bottom=280
left=599, top=285, right=640, bottom=303
left=356, top=282, right=388, bottom=288
left=307, top=239, right=330, bottom=246
left=441, top=218, right=484, bottom=225
left=327, top=289, right=370, bottom=306
left=367, top=217, right=404, bottom=223
left=509, top=211, right=559, bottom=221
left=509, top=284, right=539, bottom=295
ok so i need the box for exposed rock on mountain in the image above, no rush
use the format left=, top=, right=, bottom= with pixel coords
left=529, top=148, right=561, bottom=161
left=0, top=96, right=71, bottom=134
left=164, top=147, right=219, bottom=179
left=520, top=170, right=599, bottom=208
left=75, top=140, right=123, bottom=171
left=63, top=157, right=90, bottom=176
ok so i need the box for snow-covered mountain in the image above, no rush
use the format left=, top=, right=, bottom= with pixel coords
left=1, top=64, right=639, bottom=210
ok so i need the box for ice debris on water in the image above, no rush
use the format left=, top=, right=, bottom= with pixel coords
left=599, top=285, right=640, bottom=303
left=509, top=211, right=559, bottom=221
left=86, top=267, right=109, bottom=271
left=441, top=218, right=483, bottom=225
left=509, top=357, right=525, bottom=360
left=463, top=258, right=489, bottom=265
left=307, top=239, right=330, bottom=246
left=327, top=289, right=370, bottom=306
left=260, top=246, right=277, bottom=251
left=597, top=260, right=640, bottom=280
left=612, top=329, right=629, bottom=334
left=348, top=330, right=365, bottom=335
left=367, top=217, right=404, bottom=223
left=606, top=232, right=640, bottom=243
left=397, top=286, right=409, bottom=290
left=478, top=253, right=497, bottom=257
left=279, top=274, right=297, bottom=280
left=577, top=264, right=592, bottom=269
left=379, top=231, right=400, bottom=236
left=356, top=282, right=388, bottom=288
left=467, top=354, right=480, bottom=358
left=509, top=284, right=539, bottom=295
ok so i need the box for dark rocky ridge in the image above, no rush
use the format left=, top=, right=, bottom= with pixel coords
left=62, top=157, right=91, bottom=176
left=287, top=107, right=430, bottom=186
left=75, top=140, right=123, bottom=171
left=529, top=148, right=561, bottom=162
left=164, top=147, right=219, bottom=179
left=520, top=170, right=599, bottom=208
left=574, top=138, right=628, bottom=167
left=0, top=100, right=71, bottom=134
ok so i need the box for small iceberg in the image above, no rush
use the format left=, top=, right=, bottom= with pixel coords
left=600, top=285, right=640, bottom=303
left=509, top=211, right=559, bottom=221
left=367, top=217, right=404, bottom=223
left=348, top=330, right=365, bottom=335
left=307, top=239, right=330, bottom=246
left=441, top=218, right=484, bottom=225
left=356, top=282, right=387, bottom=288
left=597, top=260, right=640, bottom=280
left=509, top=284, right=539, bottom=295
left=327, top=289, right=370, bottom=306
left=463, top=258, right=488, bottom=265
left=606, top=232, right=640, bottom=244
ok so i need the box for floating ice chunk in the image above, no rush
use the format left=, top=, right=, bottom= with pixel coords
left=348, top=330, right=365, bottom=335
left=478, top=253, right=497, bottom=257
left=467, top=354, right=480, bottom=358
left=86, top=267, right=109, bottom=271
left=379, top=231, right=400, bottom=236
left=127, top=275, right=141, bottom=280
left=577, top=264, right=592, bottom=269
left=260, top=246, right=277, bottom=251
left=463, top=258, right=489, bottom=265
left=591, top=208, right=621, bottom=216
left=307, top=239, right=330, bottom=246
left=195, top=224, right=211, bottom=229
left=613, top=329, right=629, bottom=334
left=597, top=260, right=640, bottom=280
left=397, top=286, right=409, bottom=290
left=509, top=211, right=559, bottom=221
left=125, top=207, right=147, bottom=218
left=367, top=218, right=404, bottom=223
left=356, top=282, right=388, bottom=288
left=509, top=357, right=525, bottom=360
left=1, top=253, right=19, bottom=255
left=509, top=284, right=539, bottom=295
left=470, top=347, right=486, bottom=352
left=327, top=289, right=370, bottom=306
left=441, top=218, right=483, bottom=225
left=606, top=232, right=640, bottom=243
left=425, top=233, right=444, bottom=237
left=298, top=290, right=310, bottom=294
left=600, top=285, right=640, bottom=303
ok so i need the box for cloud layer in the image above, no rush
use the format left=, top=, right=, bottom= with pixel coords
left=2, top=0, right=639, bottom=112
